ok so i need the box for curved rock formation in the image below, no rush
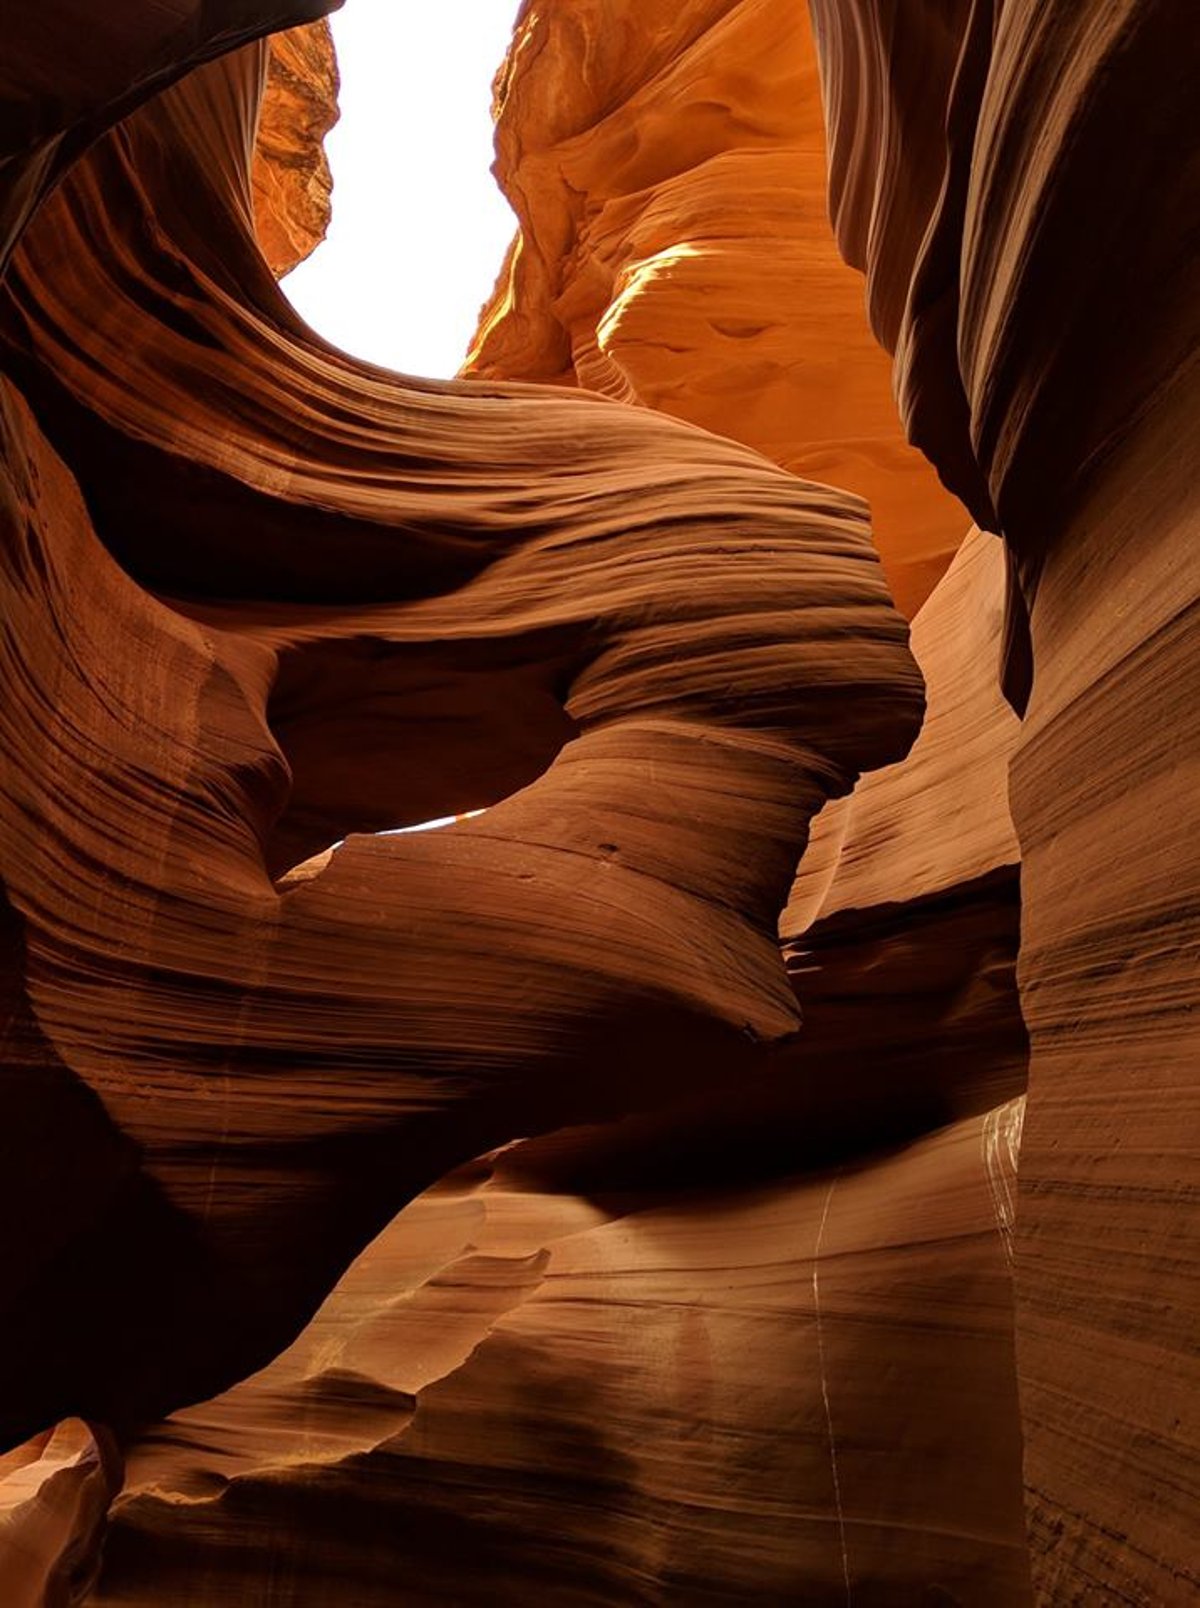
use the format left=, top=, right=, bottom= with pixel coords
left=0, top=1424, right=119, bottom=1608
left=0, top=0, right=332, bottom=274
left=807, top=1, right=1200, bottom=1599
left=97, top=1121, right=1030, bottom=1605
left=2, top=0, right=1195, bottom=1603
left=0, top=0, right=920, bottom=1517
left=88, top=528, right=1031, bottom=1608
left=466, top=0, right=968, bottom=617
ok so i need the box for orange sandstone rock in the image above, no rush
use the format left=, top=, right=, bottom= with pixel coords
left=0, top=1423, right=120, bottom=1608
left=0, top=1, right=335, bottom=274
left=0, top=31, right=920, bottom=1470
left=251, top=20, right=338, bottom=277
left=87, top=528, right=1032, bottom=1607
left=466, top=0, right=969, bottom=617
left=2, top=0, right=1194, bottom=1602
left=97, top=1116, right=1030, bottom=1606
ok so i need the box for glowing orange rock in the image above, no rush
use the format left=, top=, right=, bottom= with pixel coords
left=252, top=20, right=339, bottom=278
left=467, top=0, right=970, bottom=617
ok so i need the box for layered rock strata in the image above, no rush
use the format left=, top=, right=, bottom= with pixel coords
left=1, top=0, right=1194, bottom=1603
left=807, top=1, right=1200, bottom=1599
left=88, top=528, right=1032, bottom=1607
left=0, top=12, right=935, bottom=1601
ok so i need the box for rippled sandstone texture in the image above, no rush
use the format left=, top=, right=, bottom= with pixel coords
left=1, top=1, right=1195, bottom=1605
left=0, top=4, right=967, bottom=1604
left=87, top=528, right=1032, bottom=1608
left=806, top=0, right=1199, bottom=1600
left=1, top=28, right=921, bottom=1428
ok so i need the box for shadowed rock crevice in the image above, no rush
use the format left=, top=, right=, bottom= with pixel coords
left=261, top=633, right=581, bottom=876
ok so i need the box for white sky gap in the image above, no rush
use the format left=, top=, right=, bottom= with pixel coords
left=283, top=0, right=521, bottom=378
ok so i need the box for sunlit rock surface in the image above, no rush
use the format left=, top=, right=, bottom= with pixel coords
left=0, top=1423, right=119, bottom=1608
left=252, top=20, right=339, bottom=277
left=466, top=0, right=968, bottom=618
left=0, top=1, right=1195, bottom=1604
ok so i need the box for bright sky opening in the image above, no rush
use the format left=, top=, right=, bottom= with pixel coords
left=282, top=0, right=521, bottom=379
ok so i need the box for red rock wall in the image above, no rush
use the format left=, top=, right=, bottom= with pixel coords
left=87, top=532, right=1033, bottom=1606
left=1, top=1, right=1194, bottom=1603
left=0, top=34, right=921, bottom=1431
left=96, top=1119, right=1030, bottom=1605
left=0, top=11, right=959, bottom=1602
left=807, top=0, right=1200, bottom=1600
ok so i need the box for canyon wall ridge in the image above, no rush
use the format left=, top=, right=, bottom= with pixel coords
left=1, top=2, right=1195, bottom=1603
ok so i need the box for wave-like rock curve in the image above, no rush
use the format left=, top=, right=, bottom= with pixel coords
left=0, top=0, right=920, bottom=1539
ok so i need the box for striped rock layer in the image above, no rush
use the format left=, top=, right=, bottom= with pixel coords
left=1, top=2, right=1195, bottom=1605
left=807, top=0, right=1200, bottom=1599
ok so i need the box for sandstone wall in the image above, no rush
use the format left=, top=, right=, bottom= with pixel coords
left=0, top=10, right=942, bottom=1602
left=807, top=1, right=1200, bottom=1598
left=0, top=1, right=1194, bottom=1604
left=252, top=20, right=339, bottom=277
left=86, top=530, right=1033, bottom=1606
left=466, top=0, right=967, bottom=617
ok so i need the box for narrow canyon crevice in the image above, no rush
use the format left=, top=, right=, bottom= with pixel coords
left=0, top=4, right=1195, bottom=1605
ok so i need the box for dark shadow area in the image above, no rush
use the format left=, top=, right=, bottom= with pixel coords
left=264, top=631, right=581, bottom=874
left=498, top=867, right=1027, bottom=1204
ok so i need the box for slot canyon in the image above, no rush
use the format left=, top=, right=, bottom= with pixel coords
left=0, top=2, right=1196, bottom=1603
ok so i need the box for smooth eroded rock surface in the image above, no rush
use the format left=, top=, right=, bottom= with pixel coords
left=808, top=1, right=1200, bottom=1599
left=0, top=21, right=949, bottom=1601
left=1, top=0, right=1195, bottom=1603
left=87, top=527, right=1033, bottom=1607
left=467, top=0, right=969, bottom=617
